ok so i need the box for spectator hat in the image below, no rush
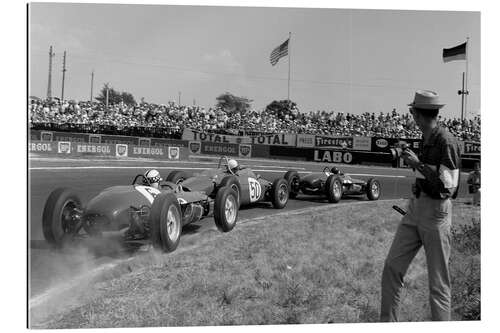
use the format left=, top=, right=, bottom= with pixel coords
left=408, top=90, right=445, bottom=110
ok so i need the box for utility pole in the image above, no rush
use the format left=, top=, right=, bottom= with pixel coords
left=61, top=51, right=67, bottom=101
left=46, top=45, right=55, bottom=100
left=90, top=70, right=94, bottom=102
left=178, top=91, right=181, bottom=106
left=105, top=83, right=109, bottom=109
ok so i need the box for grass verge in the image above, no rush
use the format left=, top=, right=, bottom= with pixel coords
left=31, top=199, right=480, bottom=328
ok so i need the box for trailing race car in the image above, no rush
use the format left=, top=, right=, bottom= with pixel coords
left=42, top=173, right=239, bottom=253
left=283, top=166, right=381, bottom=203
left=165, top=156, right=289, bottom=209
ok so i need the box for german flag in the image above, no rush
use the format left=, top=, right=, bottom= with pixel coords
left=443, top=42, right=467, bottom=63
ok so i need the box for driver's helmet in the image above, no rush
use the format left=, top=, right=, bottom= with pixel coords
left=144, top=169, right=162, bottom=189
left=227, top=159, right=239, bottom=173
left=331, top=167, right=340, bottom=175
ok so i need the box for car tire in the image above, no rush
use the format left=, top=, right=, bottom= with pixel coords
left=325, top=175, right=343, bottom=203
left=284, top=170, right=300, bottom=199
left=42, top=187, right=82, bottom=247
left=150, top=192, right=182, bottom=252
left=271, top=178, right=289, bottom=209
left=366, top=178, right=381, bottom=201
left=214, top=186, right=239, bottom=232
left=220, top=175, right=241, bottom=207
left=166, top=171, right=190, bottom=184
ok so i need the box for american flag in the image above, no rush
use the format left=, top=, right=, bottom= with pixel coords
left=270, top=38, right=289, bottom=66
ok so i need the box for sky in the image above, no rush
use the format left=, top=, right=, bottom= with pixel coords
left=29, top=3, right=480, bottom=119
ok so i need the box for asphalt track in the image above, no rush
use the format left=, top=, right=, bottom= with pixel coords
left=28, top=156, right=472, bottom=302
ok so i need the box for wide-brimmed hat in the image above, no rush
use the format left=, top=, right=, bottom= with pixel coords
left=408, top=90, right=445, bottom=110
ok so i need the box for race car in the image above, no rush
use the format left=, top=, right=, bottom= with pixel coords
left=165, top=156, right=289, bottom=209
left=42, top=173, right=239, bottom=253
left=283, top=166, right=381, bottom=203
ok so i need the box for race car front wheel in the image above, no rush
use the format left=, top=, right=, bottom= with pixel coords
left=271, top=178, right=289, bottom=209
left=42, top=188, right=83, bottom=247
left=220, top=176, right=241, bottom=207
left=325, top=175, right=343, bottom=203
left=366, top=178, right=381, bottom=201
left=284, top=170, right=300, bottom=199
left=151, top=192, right=182, bottom=252
left=214, top=186, right=239, bottom=232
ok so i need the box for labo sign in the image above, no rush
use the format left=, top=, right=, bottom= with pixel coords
left=313, top=150, right=353, bottom=164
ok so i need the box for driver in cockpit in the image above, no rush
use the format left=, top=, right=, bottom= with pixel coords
left=330, top=166, right=341, bottom=175
left=330, top=166, right=352, bottom=183
left=143, top=169, right=162, bottom=189
left=227, top=159, right=240, bottom=174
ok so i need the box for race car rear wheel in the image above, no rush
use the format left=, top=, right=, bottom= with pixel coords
left=325, top=175, right=343, bottom=203
left=42, top=188, right=83, bottom=247
left=219, top=176, right=241, bottom=207
left=284, top=170, right=300, bottom=199
left=271, top=178, right=289, bottom=209
left=166, top=171, right=190, bottom=184
left=366, top=178, right=381, bottom=201
left=151, top=192, right=182, bottom=252
left=214, top=186, right=239, bottom=232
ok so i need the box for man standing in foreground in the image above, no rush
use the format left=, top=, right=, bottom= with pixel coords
left=380, top=90, right=461, bottom=321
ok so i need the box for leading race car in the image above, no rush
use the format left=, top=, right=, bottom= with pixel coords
left=42, top=172, right=239, bottom=253
left=283, top=166, right=381, bottom=203
left=165, top=156, right=289, bottom=209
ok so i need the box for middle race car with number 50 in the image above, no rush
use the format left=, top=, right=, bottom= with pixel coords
left=165, top=156, right=289, bottom=209
left=283, top=166, right=381, bottom=203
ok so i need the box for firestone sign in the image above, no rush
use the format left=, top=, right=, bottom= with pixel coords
left=314, top=136, right=353, bottom=149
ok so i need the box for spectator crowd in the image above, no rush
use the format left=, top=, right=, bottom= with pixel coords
left=29, top=98, right=481, bottom=141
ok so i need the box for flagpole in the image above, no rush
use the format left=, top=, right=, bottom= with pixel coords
left=465, top=36, right=470, bottom=119
left=288, top=32, right=291, bottom=102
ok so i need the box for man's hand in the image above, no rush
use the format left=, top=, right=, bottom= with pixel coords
left=401, top=148, right=420, bottom=168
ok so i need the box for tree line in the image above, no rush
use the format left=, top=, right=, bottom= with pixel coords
left=95, top=85, right=295, bottom=119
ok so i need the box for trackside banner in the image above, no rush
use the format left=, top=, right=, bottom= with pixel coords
left=29, top=140, right=187, bottom=160
left=296, top=134, right=315, bottom=148
left=371, top=137, right=423, bottom=153
left=126, top=145, right=182, bottom=159
left=150, top=138, right=188, bottom=148
left=460, top=141, right=480, bottom=154
left=182, top=128, right=296, bottom=146
left=312, top=149, right=355, bottom=164
left=53, top=132, right=88, bottom=143
left=102, top=135, right=138, bottom=146
left=129, top=146, right=166, bottom=158
left=250, top=133, right=295, bottom=146
left=239, top=144, right=252, bottom=158
left=308, top=149, right=396, bottom=165
left=30, top=130, right=189, bottom=148
left=74, top=143, right=113, bottom=155
left=28, top=141, right=115, bottom=156
left=29, top=141, right=56, bottom=153
left=352, top=136, right=372, bottom=151
left=201, top=142, right=239, bottom=156
left=314, top=135, right=353, bottom=149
